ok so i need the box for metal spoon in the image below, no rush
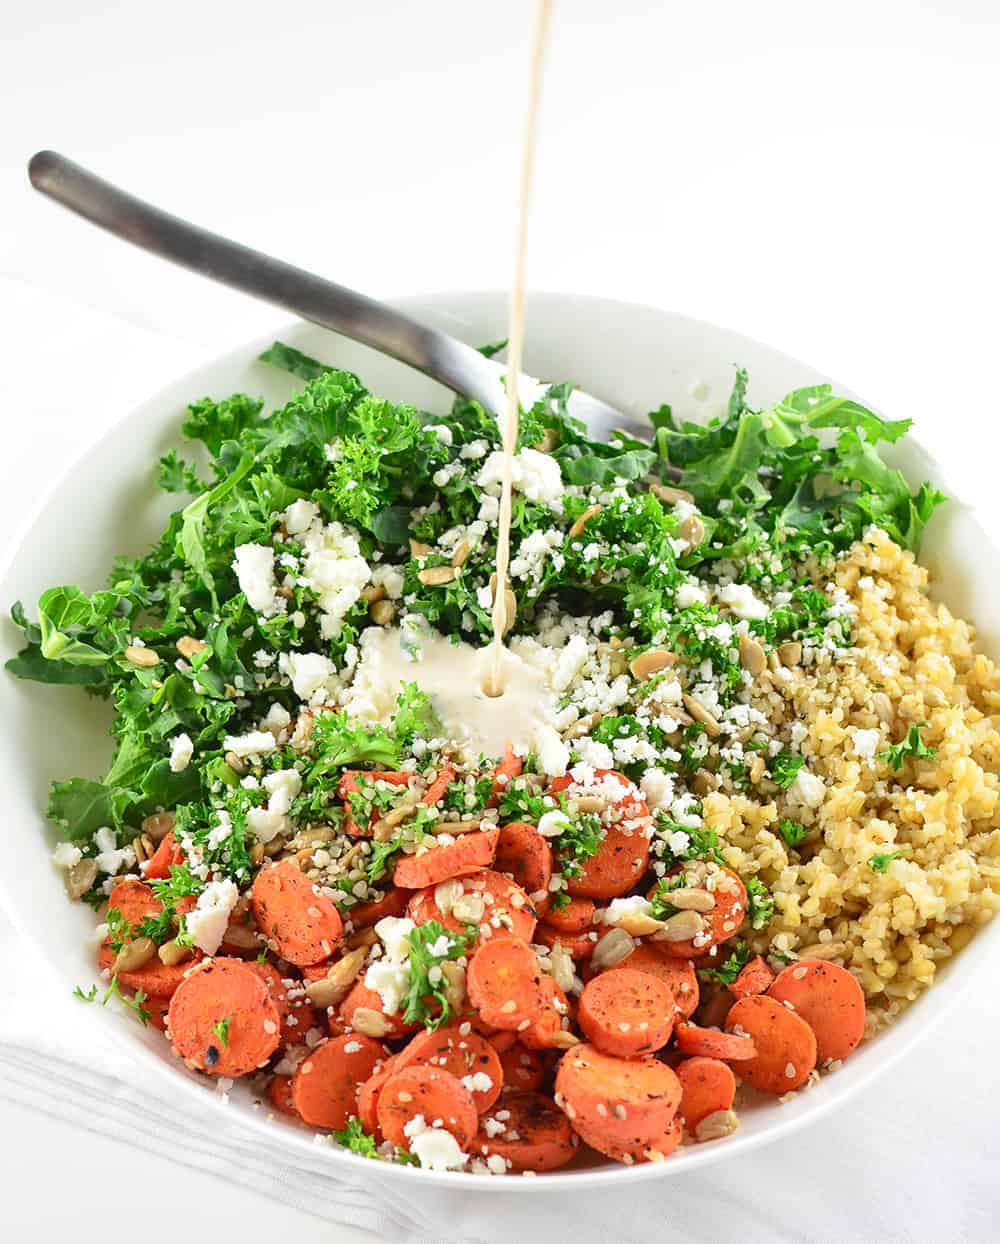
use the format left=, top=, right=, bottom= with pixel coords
left=27, top=150, right=652, bottom=446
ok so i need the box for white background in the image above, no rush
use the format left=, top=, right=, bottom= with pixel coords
left=1, top=1, right=998, bottom=1240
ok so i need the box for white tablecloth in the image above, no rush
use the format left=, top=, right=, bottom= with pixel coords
left=2, top=2, right=999, bottom=1238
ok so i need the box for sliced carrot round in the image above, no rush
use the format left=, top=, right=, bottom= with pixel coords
left=99, top=879, right=202, bottom=998
left=615, top=944, right=700, bottom=1021
left=392, top=826, right=499, bottom=889
left=339, top=979, right=419, bottom=1040
left=534, top=923, right=598, bottom=961
left=291, top=1033, right=387, bottom=1128
left=346, top=887, right=411, bottom=929
left=167, top=957, right=282, bottom=1077
left=377, top=1065, right=478, bottom=1150
left=571, top=1113, right=682, bottom=1165
left=518, top=973, right=571, bottom=1051
left=494, top=822, right=553, bottom=901
left=675, top=1022, right=756, bottom=1062
left=246, top=960, right=316, bottom=1047
left=548, top=770, right=651, bottom=899
left=676, top=1057, right=736, bottom=1135
left=251, top=859, right=343, bottom=966
left=726, top=994, right=818, bottom=1093
left=475, top=1090, right=578, bottom=1172
left=357, top=1052, right=402, bottom=1137
left=467, top=937, right=545, bottom=1031
left=407, top=868, right=537, bottom=947
left=488, top=743, right=524, bottom=808
left=393, top=1025, right=503, bottom=1113
left=578, top=968, right=675, bottom=1059
left=653, top=865, right=748, bottom=959
left=555, top=1042, right=681, bottom=1146
left=542, top=896, right=596, bottom=935
left=730, top=954, right=776, bottom=1000
left=143, top=830, right=184, bottom=880
left=767, top=959, right=866, bottom=1063
left=498, top=1042, right=545, bottom=1092
left=268, top=1074, right=300, bottom=1119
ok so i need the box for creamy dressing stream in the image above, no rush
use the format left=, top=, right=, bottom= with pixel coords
left=485, top=0, right=553, bottom=697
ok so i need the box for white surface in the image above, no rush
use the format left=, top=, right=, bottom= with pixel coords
left=1, top=0, right=999, bottom=1238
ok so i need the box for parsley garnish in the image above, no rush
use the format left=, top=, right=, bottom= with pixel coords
left=771, top=752, right=805, bottom=790
left=879, top=725, right=936, bottom=771
left=401, top=921, right=474, bottom=1030
left=777, top=818, right=808, bottom=848
left=73, top=984, right=98, bottom=1003
left=653, top=816, right=724, bottom=868
left=105, top=906, right=130, bottom=954
left=213, top=1017, right=232, bottom=1047
left=102, top=976, right=151, bottom=1026
left=552, top=811, right=604, bottom=880
left=697, top=941, right=750, bottom=985
left=332, top=1117, right=421, bottom=1166
left=746, top=877, right=775, bottom=929
left=869, top=850, right=904, bottom=873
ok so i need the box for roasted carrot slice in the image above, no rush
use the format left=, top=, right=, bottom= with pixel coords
left=616, top=945, right=700, bottom=1021
left=339, top=979, right=420, bottom=1041
left=549, top=770, right=651, bottom=899
left=421, top=762, right=456, bottom=807
left=475, top=1090, right=578, bottom=1172
left=377, top=1065, right=478, bottom=1150
left=143, top=831, right=184, bottom=880
left=346, top=887, right=410, bottom=929
left=246, top=960, right=315, bottom=1047
left=542, top=896, right=596, bottom=936
left=578, top=967, right=675, bottom=1059
left=498, top=1042, right=545, bottom=1092
left=518, top=972, right=571, bottom=1051
left=338, top=770, right=412, bottom=837
left=392, top=826, right=499, bottom=889
left=267, top=1074, right=300, bottom=1119
left=488, top=743, right=524, bottom=808
left=291, top=1033, right=387, bottom=1129
left=730, top=954, right=775, bottom=1000
left=494, top=822, right=553, bottom=902
left=167, top=957, right=282, bottom=1077
left=357, top=1052, right=402, bottom=1137
left=654, top=866, right=748, bottom=960
left=392, top=1024, right=503, bottom=1112
left=676, top=1057, right=736, bottom=1135
left=251, top=858, right=343, bottom=965
left=98, top=879, right=200, bottom=998
left=571, top=1113, right=682, bottom=1165
left=555, top=1042, right=681, bottom=1146
left=767, top=959, right=865, bottom=1062
left=407, top=868, right=538, bottom=948
left=726, top=995, right=818, bottom=1092
left=467, top=937, right=545, bottom=1031
left=534, top=923, right=598, bottom=961
left=675, top=1022, right=756, bottom=1062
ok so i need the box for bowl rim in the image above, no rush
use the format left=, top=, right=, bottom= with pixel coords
left=0, top=289, right=986, bottom=1191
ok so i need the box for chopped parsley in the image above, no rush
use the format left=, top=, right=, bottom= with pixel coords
left=213, top=1017, right=232, bottom=1047
left=697, top=941, right=751, bottom=986
left=746, top=876, right=775, bottom=929
left=770, top=752, right=805, bottom=790
left=653, top=817, right=725, bottom=868
left=73, top=984, right=98, bottom=1003
left=879, top=725, right=936, bottom=771
left=401, top=921, right=474, bottom=1030
left=332, top=1117, right=420, bottom=1166
left=869, top=850, right=904, bottom=873
left=551, top=811, right=604, bottom=881
left=776, top=818, right=808, bottom=848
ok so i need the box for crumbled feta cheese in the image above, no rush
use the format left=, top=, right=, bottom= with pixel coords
left=477, top=448, right=564, bottom=511
left=223, top=730, right=278, bottom=758
left=260, top=702, right=292, bottom=741
left=405, top=1117, right=468, bottom=1171
left=852, top=728, right=880, bottom=761
left=534, top=725, right=569, bottom=777
left=169, top=732, right=194, bottom=773
left=186, top=879, right=239, bottom=954
left=233, top=543, right=280, bottom=615
left=460, top=1071, right=494, bottom=1094
left=279, top=651, right=338, bottom=705
left=284, top=498, right=320, bottom=535
left=675, top=581, right=708, bottom=608
left=573, top=737, right=615, bottom=770
left=364, top=917, right=417, bottom=1014
left=425, top=424, right=454, bottom=446
left=52, top=842, right=82, bottom=870
left=640, top=768, right=675, bottom=812
left=787, top=768, right=826, bottom=809
left=537, top=810, right=572, bottom=838
left=299, top=519, right=371, bottom=639
left=717, top=582, right=769, bottom=620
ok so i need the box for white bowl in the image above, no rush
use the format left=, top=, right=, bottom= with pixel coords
left=1, top=291, right=997, bottom=1192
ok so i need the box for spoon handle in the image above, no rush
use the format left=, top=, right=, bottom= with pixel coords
left=28, top=150, right=507, bottom=412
